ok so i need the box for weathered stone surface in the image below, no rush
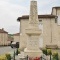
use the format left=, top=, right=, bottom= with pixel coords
left=24, top=0, right=42, bottom=57
left=29, top=1, right=39, bottom=29
left=25, top=28, right=41, bottom=35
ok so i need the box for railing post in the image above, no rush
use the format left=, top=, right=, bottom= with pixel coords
left=27, top=55, right=28, bottom=60
left=50, top=54, right=51, bottom=60
left=40, top=56, right=42, bottom=60
left=13, top=50, right=15, bottom=60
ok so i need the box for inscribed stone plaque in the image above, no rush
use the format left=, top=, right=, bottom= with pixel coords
left=27, top=35, right=39, bottom=50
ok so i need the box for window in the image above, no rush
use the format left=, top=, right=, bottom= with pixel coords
left=39, top=20, right=42, bottom=22
left=57, top=15, right=60, bottom=25
left=55, top=19, right=57, bottom=23
left=55, top=17, right=57, bottom=23
left=39, top=20, right=42, bottom=25
left=39, top=23, right=43, bottom=33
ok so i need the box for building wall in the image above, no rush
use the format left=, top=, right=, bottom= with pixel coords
left=0, top=33, right=8, bottom=45
left=13, top=35, right=20, bottom=42
left=52, top=8, right=60, bottom=15
left=42, top=18, right=52, bottom=47
left=19, top=7, right=60, bottom=50
left=57, top=9, right=60, bottom=15
left=52, top=8, right=57, bottom=15
left=20, top=19, right=29, bottom=50
left=20, top=18, right=53, bottom=49
left=52, top=8, right=60, bottom=47
left=43, top=18, right=60, bottom=47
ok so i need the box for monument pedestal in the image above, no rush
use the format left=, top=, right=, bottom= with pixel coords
left=24, top=29, right=43, bottom=57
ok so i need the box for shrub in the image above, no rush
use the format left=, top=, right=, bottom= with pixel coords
left=5, top=53, right=11, bottom=60
left=42, top=48, right=52, bottom=55
left=47, top=49, right=52, bottom=55
left=52, top=52, right=59, bottom=60
left=16, top=48, right=20, bottom=55
left=42, top=48, right=47, bottom=55
left=18, top=48, right=20, bottom=54
left=0, top=54, right=6, bottom=60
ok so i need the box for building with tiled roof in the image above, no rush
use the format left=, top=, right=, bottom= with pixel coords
left=0, top=28, right=8, bottom=33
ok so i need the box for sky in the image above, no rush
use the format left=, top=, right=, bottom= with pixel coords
left=0, top=0, right=60, bottom=34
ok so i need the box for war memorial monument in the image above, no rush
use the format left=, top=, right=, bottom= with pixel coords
left=24, top=0, right=42, bottom=58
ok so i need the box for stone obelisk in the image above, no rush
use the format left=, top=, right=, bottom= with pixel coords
left=24, top=0, right=42, bottom=57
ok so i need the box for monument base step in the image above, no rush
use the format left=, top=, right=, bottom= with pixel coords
left=24, top=48, right=43, bottom=57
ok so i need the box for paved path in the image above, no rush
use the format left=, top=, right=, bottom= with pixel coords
left=0, top=46, right=15, bottom=55
left=0, top=46, right=20, bottom=60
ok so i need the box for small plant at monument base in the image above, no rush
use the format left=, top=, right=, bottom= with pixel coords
left=52, top=52, right=59, bottom=60
left=17, top=48, right=20, bottom=54
left=42, top=48, right=47, bottom=55
left=47, top=49, right=52, bottom=55
left=16, top=48, right=20, bottom=55
left=5, top=53, right=11, bottom=60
